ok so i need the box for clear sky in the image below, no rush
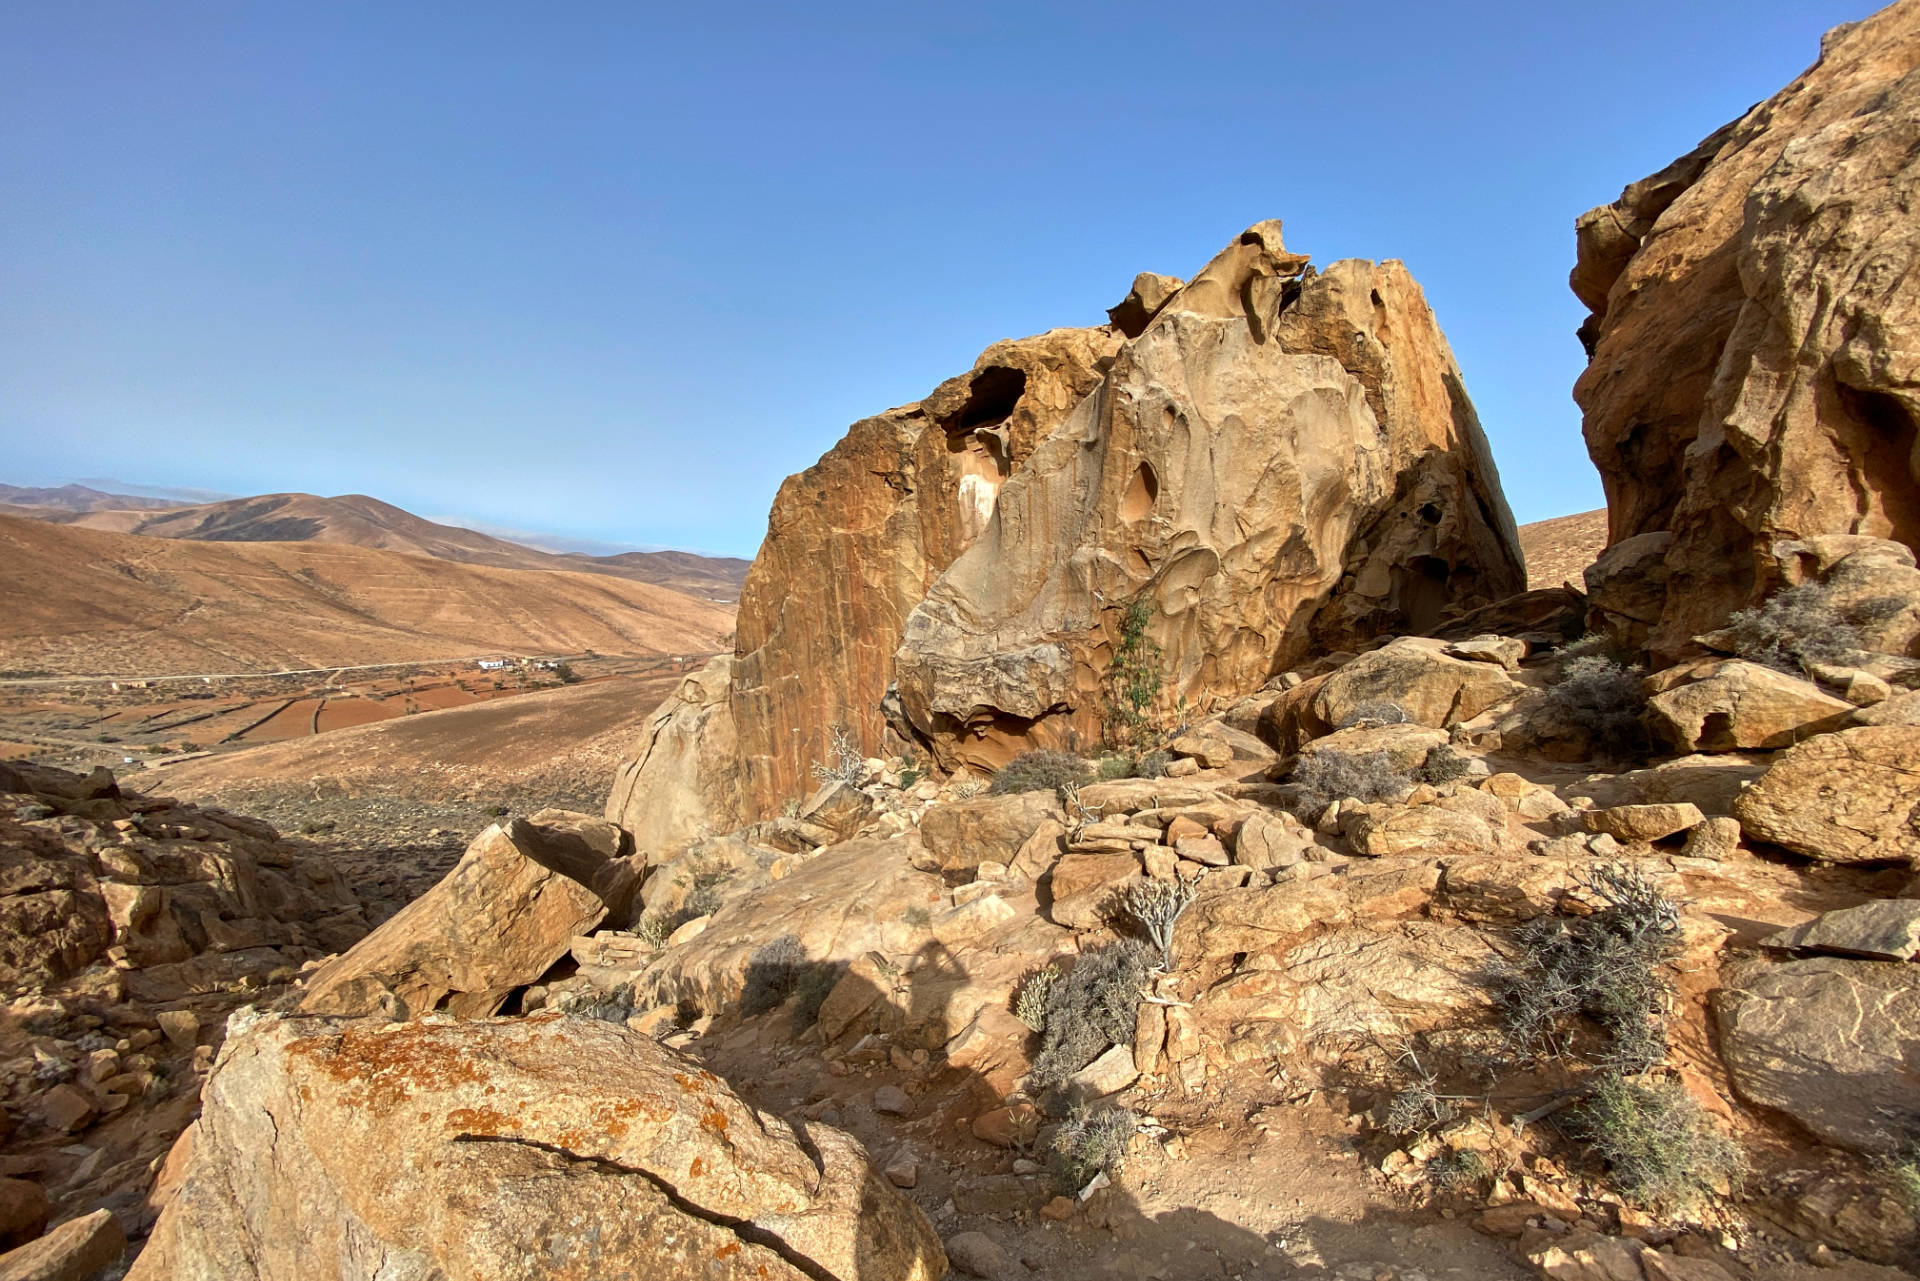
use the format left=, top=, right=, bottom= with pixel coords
left=0, top=1, right=1873, bottom=558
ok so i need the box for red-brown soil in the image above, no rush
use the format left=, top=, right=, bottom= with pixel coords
left=1517, top=508, right=1608, bottom=591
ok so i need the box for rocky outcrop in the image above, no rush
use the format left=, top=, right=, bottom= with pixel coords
left=608, top=329, right=1120, bottom=848
left=298, top=812, right=637, bottom=1019
left=603, top=656, right=746, bottom=857
left=129, top=1013, right=944, bottom=1281
left=0, top=762, right=363, bottom=996
left=1717, top=956, right=1920, bottom=1152
left=1573, top=4, right=1920, bottom=661
left=1731, top=724, right=1920, bottom=863
left=893, top=222, right=1523, bottom=771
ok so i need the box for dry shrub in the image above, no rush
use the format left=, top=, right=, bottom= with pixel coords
left=990, top=750, right=1092, bottom=798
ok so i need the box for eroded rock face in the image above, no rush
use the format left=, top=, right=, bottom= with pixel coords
left=608, top=329, right=1119, bottom=847
left=894, top=222, right=1523, bottom=772
left=1573, top=5, right=1920, bottom=662
left=129, top=1013, right=945, bottom=1281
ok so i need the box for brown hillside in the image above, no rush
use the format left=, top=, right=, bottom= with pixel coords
left=0, top=482, right=188, bottom=513
left=1517, top=507, right=1607, bottom=591
left=42, top=490, right=751, bottom=599
left=0, top=514, right=734, bottom=677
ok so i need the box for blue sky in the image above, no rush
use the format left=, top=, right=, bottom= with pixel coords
left=0, top=2, right=1871, bottom=558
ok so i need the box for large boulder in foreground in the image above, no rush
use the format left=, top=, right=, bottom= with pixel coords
left=299, top=813, right=636, bottom=1019
left=894, top=221, right=1523, bottom=772
left=1572, top=4, right=1920, bottom=663
left=129, top=1013, right=944, bottom=1281
left=1717, top=956, right=1920, bottom=1153
left=1732, top=725, right=1920, bottom=864
left=606, top=329, right=1119, bottom=849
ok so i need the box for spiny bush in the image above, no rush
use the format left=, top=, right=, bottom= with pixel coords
left=1424, top=1148, right=1490, bottom=1192
left=788, top=960, right=843, bottom=1035
left=1384, top=1078, right=1457, bottom=1136
left=1051, top=1106, right=1137, bottom=1191
left=1545, top=655, right=1649, bottom=761
left=1569, top=1075, right=1744, bottom=1212
left=1725, top=582, right=1902, bottom=674
left=1095, top=749, right=1170, bottom=781
left=739, top=935, right=809, bottom=1017
left=1104, top=598, right=1165, bottom=751
left=1492, top=864, right=1680, bottom=1073
left=1337, top=700, right=1410, bottom=729
left=1289, top=749, right=1408, bottom=820
left=1029, top=940, right=1154, bottom=1092
left=810, top=724, right=867, bottom=786
left=1413, top=743, right=1475, bottom=786
left=989, top=750, right=1092, bottom=798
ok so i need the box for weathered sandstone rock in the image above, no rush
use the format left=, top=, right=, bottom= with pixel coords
left=1582, top=802, right=1704, bottom=843
left=1311, top=637, right=1519, bottom=731
left=129, top=1013, right=944, bottom=1281
left=1573, top=6, right=1920, bottom=662
left=893, top=222, right=1522, bottom=772
left=1717, top=956, right=1920, bottom=1152
left=603, top=655, right=745, bottom=856
left=919, top=792, right=1063, bottom=873
left=1732, top=725, right=1920, bottom=863
left=1644, top=659, right=1855, bottom=752
left=1764, top=899, right=1920, bottom=960
left=299, top=814, right=631, bottom=1019
left=0, top=1209, right=124, bottom=1281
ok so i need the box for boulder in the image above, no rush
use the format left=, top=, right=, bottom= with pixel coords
left=1231, top=810, right=1317, bottom=871
left=1571, top=4, right=1920, bottom=663
left=299, top=816, right=623, bottom=1019
left=1764, top=900, right=1920, bottom=961
left=1717, top=957, right=1920, bottom=1152
left=797, top=780, right=877, bottom=841
left=603, top=655, right=746, bottom=858
left=1310, top=637, right=1518, bottom=732
left=1644, top=660, right=1855, bottom=752
left=1047, top=853, right=1142, bottom=931
left=1732, top=726, right=1920, bottom=864
left=0, top=1181, right=47, bottom=1253
left=893, top=223, right=1522, bottom=773
left=920, top=792, right=1063, bottom=873
left=1771, top=536, right=1920, bottom=659
left=1342, top=804, right=1496, bottom=858
left=0, top=1209, right=124, bottom=1281
left=1295, top=721, right=1448, bottom=772
left=129, top=1013, right=945, bottom=1281
left=1582, top=803, right=1704, bottom=843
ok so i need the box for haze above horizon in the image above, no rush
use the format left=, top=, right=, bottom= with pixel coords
left=0, top=1, right=1869, bottom=558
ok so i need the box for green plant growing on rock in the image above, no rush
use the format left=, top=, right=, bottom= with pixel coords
left=1030, top=940, right=1154, bottom=1093
left=989, top=750, right=1091, bottom=798
left=1012, top=966, right=1056, bottom=1033
left=1050, top=1106, right=1137, bottom=1192
left=1116, top=876, right=1197, bottom=970
left=1424, top=1148, right=1489, bottom=1192
left=1103, top=598, right=1164, bottom=751
left=1567, top=1075, right=1744, bottom=1212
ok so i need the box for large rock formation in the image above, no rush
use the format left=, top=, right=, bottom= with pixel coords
left=129, top=1013, right=944, bottom=1281
left=893, top=222, right=1523, bottom=770
left=1573, top=3, right=1920, bottom=660
left=609, top=328, right=1120, bottom=850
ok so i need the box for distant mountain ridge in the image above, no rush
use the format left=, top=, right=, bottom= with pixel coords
left=4, top=484, right=750, bottom=602
left=0, top=482, right=188, bottom=514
